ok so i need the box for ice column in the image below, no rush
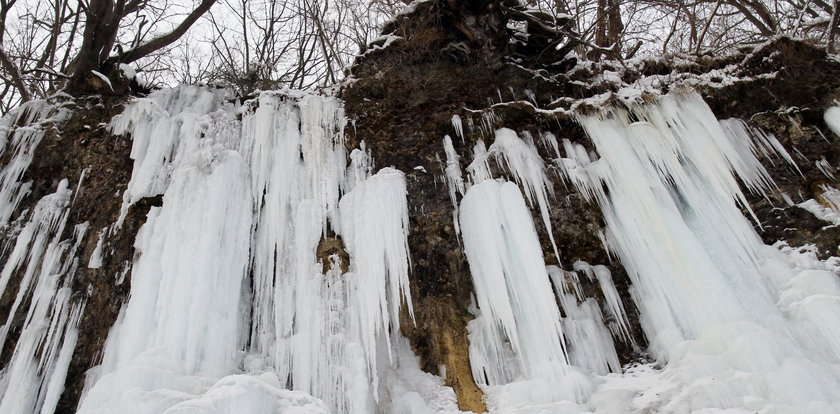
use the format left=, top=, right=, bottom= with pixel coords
left=77, top=88, right=253, bottom=413
left=460, top=179, right=586, bottom=402
left=442, top=135, right=465, bottom=236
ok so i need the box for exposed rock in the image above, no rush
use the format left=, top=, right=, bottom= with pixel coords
left=316, top=234, right=350, bottom=274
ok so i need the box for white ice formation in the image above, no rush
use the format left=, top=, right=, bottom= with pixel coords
left=0, top=85, right=838, bottom=414
left=559, top=91, right=840, bottom=413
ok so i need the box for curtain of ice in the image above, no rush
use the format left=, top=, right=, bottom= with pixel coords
left=76, top=86, right=257, bottom=413
left=0, top=181, right=86, bottom=414
left=456, top=125, right=629, bottom=409
left=0, top=98, right=83, bottom=414
left=563, top=91, right=840, bottom=412
left=459, top=179, right=596, bottom=406
left=72, top=87, right=416, bottom=414
left=0, top=99, right=71, bottom=225
left=244, top=92, right=414, bottom=414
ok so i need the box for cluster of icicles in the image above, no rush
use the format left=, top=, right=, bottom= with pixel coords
left=0, top=86, right=838, bottom=414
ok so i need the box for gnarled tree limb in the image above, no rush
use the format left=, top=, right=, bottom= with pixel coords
left=115, top=0, right=216, bottom=64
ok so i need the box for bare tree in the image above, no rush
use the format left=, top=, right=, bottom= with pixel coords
left=199, top=0, right=386, bottom=93
left=0, top=0, right=217, bottom=110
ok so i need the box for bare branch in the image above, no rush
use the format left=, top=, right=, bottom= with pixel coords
left=117, top=0, right=216, bottom=64
left=0, top=47, right=30, bottom=102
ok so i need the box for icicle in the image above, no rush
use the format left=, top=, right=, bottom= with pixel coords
left=541, top=132, right=562, bottom=160
left=442, top=136, right=465, bottom=237
left=561, top=90, right=840, bottom=412
left=87, top=227, right=107, bottom=268
left=559, top=295, right=622, bottom=375
left=466, top=139, right=492, bottom=185
left=0, top=183, right=85, bottom=414
left=241, top=93, right=304, bottom=361
left=547, top=264, right=584, bottom=299
left=460, top=179, right=592, bottom=404
left=0, top=180, right=73, bottom=347
left=77, top=147, right=253, bottom=413
left=487, top=128, right=560, bottom=262
left=570, top=262, right=634, bottom=345
left=451, top=115, right=464, bottom=143
left=816, top=157, right=836, bottom=180
left=345, top=141, right=372, bottom=192
left=298, top=95, right=348, bottom=226
left=546, top=265, right=622, bottom=375
left=0, top=100, right=70, bottom=225
left=718, top=118, right=801, bottom=186
left=590, top=265, right=633, bottom=344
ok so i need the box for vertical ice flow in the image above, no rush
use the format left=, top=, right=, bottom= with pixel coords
left=478, top=128, right=560, bottom=262
left=4, top=83, right=838, bottom=414
left=76, top=148, right=253, bottom=413
left=442, top=135, right=465, bottom=236
left=74, top=87, right=416, bottom=414
left=0, top=181, right=85, bottom=414
left=460, top=179, right=587, bottom=401
left=561, top=91, right=840, bottom=412
left=0, top=99, right=70, bottom=225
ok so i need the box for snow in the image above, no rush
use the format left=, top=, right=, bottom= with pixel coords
left=798, top=184, right=840, bottom=226
left=90, top=70, right=114, bottom=91
left=593, top=71, right=622, bottom=86
left=824, top=106, right=840, bottom=137
left=162, top=374, right=330, bottom=414
left=119, top=64, right=137, bottom=79
left=356, top=34, right=403, bottom=57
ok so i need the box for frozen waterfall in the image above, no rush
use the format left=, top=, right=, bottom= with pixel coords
left=0, top=86, right=837, bottom=414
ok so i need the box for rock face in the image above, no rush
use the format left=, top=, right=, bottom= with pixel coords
left=0, top=2, right=837, bottom=413
left=702, top=38, right=840, bottom=258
